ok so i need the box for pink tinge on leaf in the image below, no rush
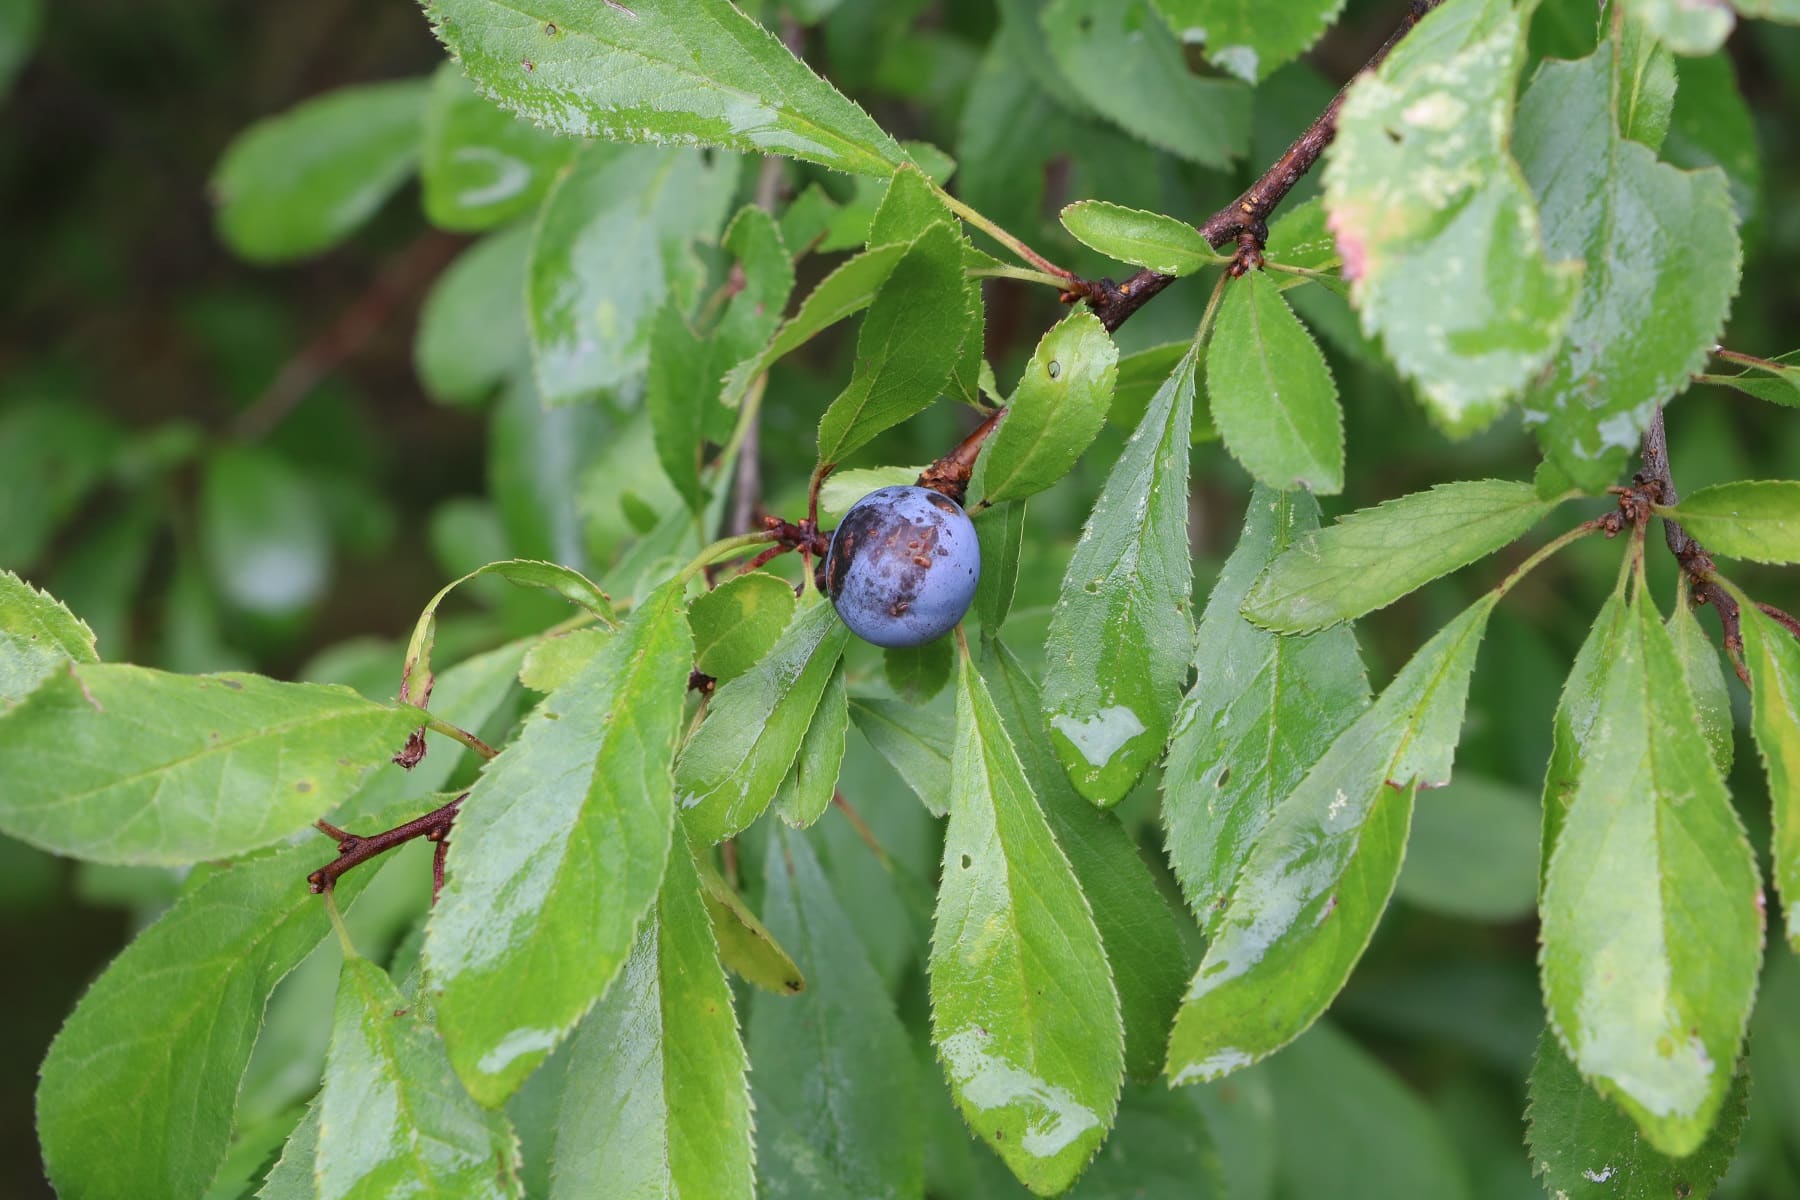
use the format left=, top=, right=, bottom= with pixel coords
left=1326, top=205, right=1367, bottom=283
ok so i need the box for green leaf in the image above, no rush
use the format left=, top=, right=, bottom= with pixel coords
left=549, top=825, right=752, bottom=1200
left=528, top=142, right=736, bottom=407
left=423, top=0, right=909, bottom=176
left=1058, top=201, right=1220, bottom=276
left=676, top=591, right=850, bottom=843
left=202, top=446, right=332, bottom=619
left=1666, top=51, right=1762, bottom=225
left=694, top=845, right=805, bottom=994
left=983, top=639, right=1190, bottom=1085
left=933, top=646, right=1123, bottom=1193
left=689, top=571, right=799, bottom=683
left=1541, top=591, right=1631, bottom=885
left=421, top=61, right=576, bottom=232
left=257, top=1101, right=320, bottom=1200
left=974, top=500, right=1027, bottom=633
left=1629, top=0, right=1734, bottom=54
left=1540, top=589, right=1762, bottom=1156
left=1163, top=488, right=1369, bottom=929
left=818, top=465, right=925, bottom=522
left=650, top=206, right=795, bottom=510
left=1323, top=0, right=1578, bottom=432
left=37, top=803, right=414, bottom=1200
left=1740, top=603, right=1800, bottom=950
left=1526, top=1027, right=1749, bottom=1200
left=0, top=398, right=122, bottom=571
left=750, top=822, right=924, bottom=1198
left=0, top=665, right=417, bottom=865
left=1042, top=347, right=1198, bottom=807
left=1518, top=44, right=1741, bottom=492
left=816, top=221, right=973, bottom=464
left=1668, top=595, right=1734, bottom=778
left=1701, top=350, right=1800, bottom=408
left=0, top=570, right=98, bottom=707
left=1393, top=775, right=1539, bottom=923
left=884, top=637, right=953, bottom=704
left=720, top=240, right=911, bottom=410
left=1067, top=1085, right=1225, bottom=1197
left=1617, top=15, right=1678, bottom=150
left=518, top=627, right=615, bottom=694
left=847, top=695, right=954, bottom=816
left=1110, top=342, right=1217, bottom=443
left=1148, top=0, right=1347, bottom=83
left=317, top=956, right=522, bottom=1199
left=211, top=80, right=428, bottom=263
left=1207, top=270, right=1344, bottom=494
left=772, top=661, right=848, bottom=828
left=416, top=223, right=532, bottom=408
left=425, top=583, right=693, bottom=1105
left=1241, top=479, right=1560, bottom=634
left=973, top=311, right=1119, bottom=506
left=0, top=0, right=40, bottom=99
left=403, top=558, right=616, bottom=710
left=1264, top=1023, right=1474, bottom=1200
left=1041, top=0, right=1249, bottom=168
left=1263, top=198, right=1344, bottom=287
left=1666, top=480, right=1800, bottom=563
left=1166, top=594, right=1494, bottom=1084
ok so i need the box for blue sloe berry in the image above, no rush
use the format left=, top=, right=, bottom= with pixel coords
left=823, top=485, right=980, bottom=648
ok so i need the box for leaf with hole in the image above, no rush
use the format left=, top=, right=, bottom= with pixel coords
left=973, top=311, right=1119, bottom=506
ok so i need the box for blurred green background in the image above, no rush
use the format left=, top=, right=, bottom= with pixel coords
left=4, top=0, right=1799, bottom=1196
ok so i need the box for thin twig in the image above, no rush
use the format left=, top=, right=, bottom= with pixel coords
left=1639, top=407, right=1744, bottom=660
left=1080, top=0, right=1445, bottom=332
left=232, top=231, right=461, bottom=440
left=308, top=794, right=465, bottom=898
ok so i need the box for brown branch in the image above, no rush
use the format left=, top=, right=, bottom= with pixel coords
left=1081, top=0, right=1445, bottom=333
left=1756, top=602, right=1800, bottom=643
left=1638, top=407, right=1745, bottom=664
left=918, top=406, right=1008, bottom=507
left=308, top=794, right=465, bottom=900
left=232, top=230, right=462, bottom=441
